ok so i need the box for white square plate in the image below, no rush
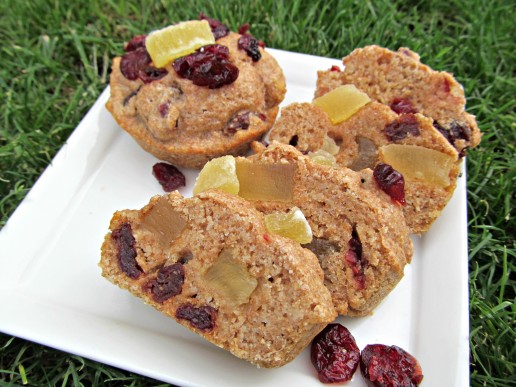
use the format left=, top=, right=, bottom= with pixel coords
left=0, top=49, right=469, bottom=386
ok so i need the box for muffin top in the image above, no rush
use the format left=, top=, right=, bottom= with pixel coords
left=106, top=19, right=286, bottom=168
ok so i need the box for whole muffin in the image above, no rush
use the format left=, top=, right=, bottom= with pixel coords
left=106, top=17, right=286, bottom=168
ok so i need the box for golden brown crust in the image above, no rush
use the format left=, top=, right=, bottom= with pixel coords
left=106, top=32, right=286, bottom=168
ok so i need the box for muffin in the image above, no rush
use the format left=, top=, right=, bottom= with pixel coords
left=269, top=101, right=461, bottom=234
left=100, top=190, right=336, bottom=368
left=106, top=17, right=286, bottom=168
left=196, top=143, right=413, bottom=316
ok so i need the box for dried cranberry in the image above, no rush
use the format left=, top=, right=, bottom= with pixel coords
left=203, top=43, right=230, bottom=56
left=330, top=65, right=341, bottom=72
left=146, top=263, right=184, bottom=303
left=125, top=34, right=147, bottom=52
left=373, top=163, right=406, bottom=206
left=360, top=344, right=424, bottom=386
left=120, top=47, right=152, bottom=81
left=173, top=44, right=239, bottom=89
left=238, top=34, right=261, bottom=62
left=112, top=223, right=142, bottom=279
left=389, top=98, right=417, bottom=114
left=138, top=66, right=168, bottom=84
left=384, top=114, right=420, bottom=141
left=237, top=23, right=250, bottom=35
left=158, top=102, right=170, bottom=117
left=224, top=112, right=251, bottom=134
left=199, top=13, right=230, bottom=40
left=176, top=303, right=217, bottom=331
left=152, top=162, right=186, bottom=192
left=433, top=120, right=471, bottom=150
left=344, top=228, right=365, bottom=290
left=311, top=323, right=360, bottom=383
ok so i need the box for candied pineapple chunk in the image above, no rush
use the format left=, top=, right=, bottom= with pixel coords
left=141, top=196, right=186, bottom=247
left=349, top=136, right=378, bottom=171
left=146, top=20, right=215, bottom=68
left=379, top=144, right=456, bottom=187
left=320, top=135, right=340, bottom=155
left=193, top=155, right=240, bottom=195
left=308, top=149, right=337, bottom=166
left=312, top=85, right=371, bottom=124
left=235, top=159, right=296, bottom=202
left=204, top=248, right=258, bottom=306
left=264, top=207, right=313, bottom=244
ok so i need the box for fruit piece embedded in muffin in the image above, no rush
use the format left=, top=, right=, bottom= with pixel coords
left=194, top=143, right=413, bottom=316
left=316, top=45, right=481, bottom=154
left=106, top=16, right=286, bottom=168
left=269, top=100, right=461, bottom=234
left=100, top=190, right=336, bottom=368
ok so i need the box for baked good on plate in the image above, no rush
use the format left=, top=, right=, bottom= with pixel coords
left=195, top=143, right=413, bottom=316
left=106, top=16, right=286, bottom=168
left=100, top=190, right=336, bottom=368
left=316, top=45, right=481, bottom=155
left=269, top=100, right=461, bottom=234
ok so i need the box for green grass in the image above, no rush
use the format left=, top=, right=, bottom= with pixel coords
left=1, top=0, right=514, bottom=385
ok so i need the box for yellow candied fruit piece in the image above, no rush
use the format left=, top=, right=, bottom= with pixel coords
left=235, top=159, right=296, bottom=202
left=141, top=196, right=186, bottom=247
left=313, top=85, right=371, bottom=124
left=193, top=155, right=239, bottom=195
left=145, top=20, right=215, bottom=68
left=264, top=207, right=313, bottom=244
left=308, top=149, right=337, bottom=166
left=379, top=144, right=456, bottom=187
left=204, top=248, right=258, bottom=306
left=321, top=135, right=340, bottom=155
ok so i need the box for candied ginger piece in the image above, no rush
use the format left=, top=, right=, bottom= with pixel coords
left=204, top=248, right=258, bottom=306
left=313, top=85, right=371, bottom=124
left=264, top=207, right=313, bottom=244
left=141, top=196, right=186, bottom=247
left=235, top=159, right=296, bottom=202
left=379, top=144, right=456, bottom=187
left=193, top=155, right=239, bottom=195
left=321, top=135, right=340, bottom=155
left=308, top=149, right=337, bottom=166
left=146, top=20, right=215, bottom=68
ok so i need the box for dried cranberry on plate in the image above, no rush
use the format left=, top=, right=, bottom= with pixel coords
left=360, top=344, right=424, bottom=386
left=152, top=162, right=186, bottom=192
left=311, top=323, right=360, bottom=383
